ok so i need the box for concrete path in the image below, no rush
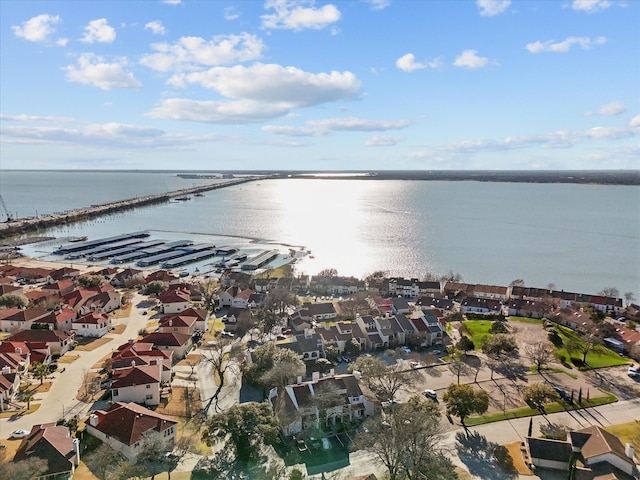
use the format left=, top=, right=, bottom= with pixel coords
left=0, top=292, right=151, bottom=439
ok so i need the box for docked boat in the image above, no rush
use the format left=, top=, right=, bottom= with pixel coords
left=175, top=196, right=191, bottom=201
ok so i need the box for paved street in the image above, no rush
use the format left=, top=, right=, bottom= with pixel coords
left=0, top=292, right=151, bottom=439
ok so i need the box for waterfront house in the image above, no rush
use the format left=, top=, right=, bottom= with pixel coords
left=73, top=312, right=111, bottom=338
left=271, top=372, right=372, bottom=437
left=388, top=277, right=421, bottom=299
left=110, top=360, right=163, bottom=406
left=86, top=402, right=177, bottom=462
left=111, top=268, right=144, bottom=287
left=510, top=286, right=552, bottom=302
left=470, top=284, right=509, bottom=301
left=13, top=423, right=80, bottom=478
left=47, top=267, right=81, bottom=284
left=145, top=269, right=180, bottom=286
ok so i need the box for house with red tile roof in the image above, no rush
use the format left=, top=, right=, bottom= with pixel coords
left=0, top=340, right=50, bottom=365
left=0, top=370, right=20, bottom=410
left=158, top=314, right=197, bottom=335
left=112, top=355, right=172, bottom=382
left=111, top=268, right=144, bottom=287
left=0, top=307, right=50, bottom=333
left=86, top=402, right=177, bottom=462
left=145, top=270, right=180, bottom=285
left=47, top=267, right=81, bottom=283
left=73, top=312, right=112, bottom=338
left=110, top=361, right=163, bottom=406
left=0, top=283, right=23, bottom=296
left=0, top=349, right=30, bottom=374
left=79, top=290, right=122, bottom=315
left=15, top=267, right=53, bottom=283
left=13, top=423, right=81, bottom=477
left=158, top=288, right=191, bottom=314
left=8, top=329, right=74, bottom=355
left=24, top=289, right=60, bottom=309
left=41, top=279, right=77, bottom=296
left=62, top=288, right=97, bottom=311
left=140, top=331, right=192, bottom=359
left=54, top=308, right=77, bottom=332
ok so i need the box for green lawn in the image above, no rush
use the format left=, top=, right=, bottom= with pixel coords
left=553, top=325, right=629, bottom=369
left=508, top=316, right=544, bottom=325
left=466, top=391, right=618, bottom=426
left=462, top=320, right=493, bottom=348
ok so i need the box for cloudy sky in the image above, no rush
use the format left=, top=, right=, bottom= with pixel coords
left=1, top=0, right=638, bottom=170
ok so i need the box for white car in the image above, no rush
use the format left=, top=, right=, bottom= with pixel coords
left=11, top=429, right=29, bottom=439
left=401, top=346, right=412, bottom=354
left=424, top=389, right=438, bottom=401
left=628, top=366, right=638, bottom=377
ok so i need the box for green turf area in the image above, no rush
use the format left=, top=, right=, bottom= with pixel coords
left=462, top=320, right=493, bottom=348
left=508, top=316, right=544, bottom=325
left=553, top=325, right=629, bottom=369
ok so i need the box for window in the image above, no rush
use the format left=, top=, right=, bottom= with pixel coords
left=146, top=394, right=153, bottom=400
left=112, top=389, right=119, bottom=396
left=146, top=384, right=151, bottom=389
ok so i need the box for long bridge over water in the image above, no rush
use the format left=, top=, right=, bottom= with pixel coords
left=0, top=176, right=263, bottom=241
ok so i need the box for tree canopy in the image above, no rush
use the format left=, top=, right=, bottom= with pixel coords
left=522, top=382, right=559, bottom=412
left=443, top=383, right=489, bottom=428
left=78, top=274, right=105, bottom=288
left=203, top=402, right=280, bottom=465
left=349, top=356, right=415, bottom=401
left=353, top=395, right=454, bottom=480
left=481, top=333, right=518, bottom=358
left=0, top=293, right=28, bottom=308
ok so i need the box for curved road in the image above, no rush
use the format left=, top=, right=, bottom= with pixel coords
left=0, top=292, right=151, bottom=439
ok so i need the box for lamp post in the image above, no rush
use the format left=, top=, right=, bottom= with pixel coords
left=59, top=401, right=65, bottom=420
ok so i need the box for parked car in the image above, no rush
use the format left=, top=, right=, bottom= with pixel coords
left=10, top=429, right=29, bottom=439
left=401, top=346, right=412, bottom=354
left=296, top=439, right=308, bottom=453
left=552, top=385, right=571, bottom=401
left=424, top=389, right=438, bottom=401
left=628, top=365, right=638, bottom=377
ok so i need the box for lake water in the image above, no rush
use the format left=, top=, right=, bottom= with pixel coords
left=2, top=171, right=639, bottom=296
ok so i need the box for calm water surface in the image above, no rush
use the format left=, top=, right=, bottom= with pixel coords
left=3, top=172, right=638, bottom=296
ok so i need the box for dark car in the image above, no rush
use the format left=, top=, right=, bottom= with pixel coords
left=553, top=385, right=571, bottom=401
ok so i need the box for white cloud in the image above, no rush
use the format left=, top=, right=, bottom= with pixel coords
left=261, top=0, right=341, bottom=31
left=630, top=115, right=640, bottom=128
left=572, top=0, right=611, bottom=13
left=163, top=0, right=182, bottom=4
left=170, top=63, right=361, bottom=109
left=56, top=37, right=69, bottom=46
left=144, top=20, right=166, bottom=35
left=263, top=117, right=410, bottom=136
left=146, top=98, right=290, bottom=123
left=476, top=0, right=511, bottom=16
left=586, top=101, right=627, bottom=116
left=224, top=7, right=240, bottom=20
left=64, top=53, right=142, bottom=90
left=365, top=134, right=405, bottom=146
left=406, top=122, right=638, bottom=160
left=453, top=50, right=489, bottom=69
left=140, top=33, right=265, bottom=72
left=0, top=121, right=221, bottom=149
left=12, top=14, right=60, bottom=42
left=81, top=18, right=116, bottom=44
left=363, top=0, right=391, bottom=10
left=0, top=113, right=77, bottom=123
left=526, top=36, right=606, bottom=53
left=396, top=53, right=425, bottom=72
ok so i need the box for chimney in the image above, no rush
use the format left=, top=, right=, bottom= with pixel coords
left=329, top=368, right=335, bottom=377
left=296, top=376, right=302, bottom=384
left=72, top=437, right=80, bottom=465
left=131, top=360, right=136, bottom=367
left=312, top=371, right=320, bottom=382
left=352, top=370, right=362, bottom=381
left=1, top=366, right=10, bottom=375
left=625, top=443, right=635, bottom=460
left=128, top=338, right=134, bottom=344
left=15, top=347, right=22, bottom=354
left=88, top=413, right=99, bottom=427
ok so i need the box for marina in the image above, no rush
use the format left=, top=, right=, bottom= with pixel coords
left=54, top=231, right=150, bottom=255
left=242, top=249, right=280, bottom=271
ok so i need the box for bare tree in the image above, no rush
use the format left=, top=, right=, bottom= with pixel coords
left=599, top=287, right=620, bottom=298
left=349, top=356, right=415, bottom=401
left=201, top=337, right=243, bottom=414
left=195, top=278, right=220, bottom=312
left=448, top=349, right=473, bottom=384
left=524, top=341, right=554, bottom=372
left=509, top=279, right=526, bottom=287
left=624, top=291, right=636, bottom=306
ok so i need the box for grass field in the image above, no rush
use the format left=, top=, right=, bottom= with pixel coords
left=605, top=421, right=640, bottom=451
left=554, top=325, right=629, bottom=369
left=508, top=316, right=544, bottom=325
left=462, top=320, right=493, bottom=348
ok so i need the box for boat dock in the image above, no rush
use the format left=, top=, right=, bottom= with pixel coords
left=241, top=249, right=280, bottom=271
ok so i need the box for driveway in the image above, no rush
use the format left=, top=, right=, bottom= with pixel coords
left=1, top=292, right=153, bottom=439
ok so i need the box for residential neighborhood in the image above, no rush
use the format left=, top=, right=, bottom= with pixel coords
left=0, top=259, right=638, bottom=480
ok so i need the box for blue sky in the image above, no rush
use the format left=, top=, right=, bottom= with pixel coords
left=0, top=0, right=638, bottom=171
